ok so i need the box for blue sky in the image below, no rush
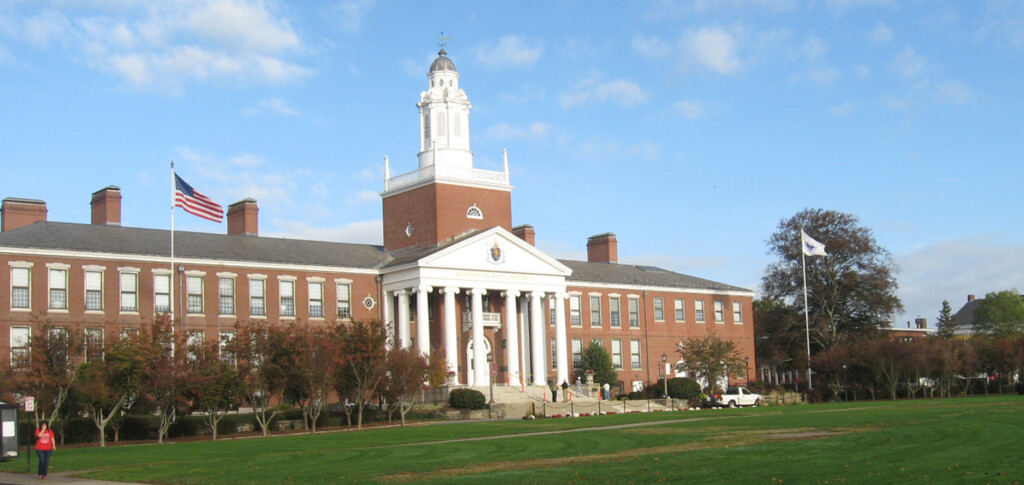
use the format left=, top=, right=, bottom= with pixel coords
left=2, top=0, right=1023, bottom=328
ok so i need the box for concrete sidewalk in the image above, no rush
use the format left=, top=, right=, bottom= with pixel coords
left=0, top=471, right=144, bottom=485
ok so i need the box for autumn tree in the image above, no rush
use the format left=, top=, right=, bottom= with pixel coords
left=676, top=334, right=745, bottom=394
left=581, top=340, right=617, bottom=386
left=139, top=317, right=190, bottom=444
left=762, top=209, right=902, bottom=352
left=229, top=322, right=288, bottom=437
left=935, top=300, right=958, bottom=339
left=334, top=319, right=389, bottom=429
left=74, top=334, right=146, bottom=447
left=288, top=323, right=337, bottom=433
left=382, top=347, right=429, bottom=427
left=186, top=339, right=240, bottom=441
left=753, top=296, right=805, bottom=379
left=13, top=322, right=85, bottom=437
left=972, top=289, right=1024, bottom=337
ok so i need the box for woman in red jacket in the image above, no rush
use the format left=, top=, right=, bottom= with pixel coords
left=34, top=420, right=56, bottom=479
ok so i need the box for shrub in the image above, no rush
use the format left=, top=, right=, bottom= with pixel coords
left=448, top=388, right=486, bottom=410
left=667, top=378, right=702, bottom=399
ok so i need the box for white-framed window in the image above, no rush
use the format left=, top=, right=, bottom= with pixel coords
left=590, top=295, right=602, bottom=327
left=219, top=277, right=235, bottom=316
left=466, top=204, right=483, bottom=220
left=610, top=297, right=621, bottom=328
left=423, top=113, right=430, bottom=147
left=84, top=270, right=103, bottom=311
left=85, top=327, right=104, bottom=363
left=120, top=272, right=138, bottom=312
left=569, top=295, right=582, bottom=327
left=120, top=328, right=139, bottom=340
left=592, top=337, right=603, bottom=347
left=628, top=297, right=640, bottom=328
left=154, top=273, right=171, bottom=314
left=280, top=279, right=295, bottom=317
left=733, top=301, right=743, bottom=324
left=549, top=298, right=556, bottom=327
left=48, top=327, right=69, bottom=367
left=10, top=266, right=31, bottom=309
left=309, top=281, right=324, bottom=318
left=695, top=299, right=706, bottom=323
left=49, top=268, right=68, bottom=310
left=653, top=297, right=664, bottom=321
left=187, top=275, right=204, bottom=314
left=630, top=339, right=642, bottom=369
left=336, top=282, right=351, bottom=318
left=10, top=326, right=31, bottom=367
left=550, top=338, right=558, bottom=369
left=219, top=330, right=236, bottom=367
left=250, top=279, right=266, bottom=316
left=187, top=330, right=204, bottom=361
left=611, top=339, right=622, bottom=369
left=714, top=300, right=725, bottom=324
left=675, top=298, right=685, bottom=322
left=572, top=338, right=583, bottom=369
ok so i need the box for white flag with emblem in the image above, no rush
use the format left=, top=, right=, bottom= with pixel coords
left=801, top=230, right=827, bottom=257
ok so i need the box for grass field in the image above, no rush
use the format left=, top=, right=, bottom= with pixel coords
left=2, top=395, right=1022, bottom=484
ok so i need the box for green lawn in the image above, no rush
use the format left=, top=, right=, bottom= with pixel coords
left=3, top=396, right=1022, bottom=484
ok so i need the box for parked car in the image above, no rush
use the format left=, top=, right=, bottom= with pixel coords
left=706, top=386, right=761, bottom=408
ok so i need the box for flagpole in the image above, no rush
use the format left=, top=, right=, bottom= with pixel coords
left=801, top=230, right=813, bottom=390
left=170, top=162, right=176, bottom=328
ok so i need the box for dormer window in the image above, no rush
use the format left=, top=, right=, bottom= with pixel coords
left=467, top=204, right=483, bottom=220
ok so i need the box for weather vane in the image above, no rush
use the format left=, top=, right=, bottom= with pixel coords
left=439, top=31, right=451, bottom=49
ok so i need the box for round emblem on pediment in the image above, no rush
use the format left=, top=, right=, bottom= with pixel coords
left=405, top=222, right=414, bottom=237
left=363, top=296, right=376, bottom=310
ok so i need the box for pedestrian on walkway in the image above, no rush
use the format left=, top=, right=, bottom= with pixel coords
left=34, top=420, right=56, bottom=479
left=603, top=382, right=611, bottom=400
left=549, top=381, right=558, bottom=402
left=561, top=380, right=570, bottom=401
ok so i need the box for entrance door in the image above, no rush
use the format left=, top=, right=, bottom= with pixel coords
left=466, top=337, right=493, bottom=386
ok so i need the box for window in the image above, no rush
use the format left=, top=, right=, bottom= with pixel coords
left=85, top=328, right=104, bottom=362
left=309, top=281, right=324, bottom=318
left=154, top=273, right=171, bottom=314
left=592, top=338, right=603, bottom=347
left=11, top=267, right=30, bottom=309
left=611, top=339, right=622, bottom=368
left=590, top=296, right=602, bottom=327
left=337, top=282, right=351, bottom=318
left=675, top=298, right=685, bottom=322
left=48, top=327, right=69, bottom=367
left=280, top=280, right=295, bottom=317
left=423, top=113, right=430, bottom=146
left=10, top=326, right=30, bottom=367
left=572, top=338, right=583, bottom=369
left=187, top=276, right=204, bottom=314
left=120, top=272, right=138, bottom=312
left=630, top=339, right=642, bottom=369
left=49, top=268, right=67, bottom=310
left=569, top=295, right=582, bottom=327
left=653, top=297, right=664, bottom=321
left=610, top=297, right=621, bottom=328
left=714, top=300, right=725, bottom=324
left=628, top=298, right=640, bottom=328
left=549, top=299, right=555, bottom=327
left=83, top=270, right=103, bottom=311
left=454, top=113, right=462, bottom=137
left=120, top=328, right=139, bottom=340
left=437, top=112, right=446, bottom=136
left=219, top=278, right=235, bottom=315
left=250, top=279, right=266, bottom=316
left=220, top=331, right=236, bottom=367
left=695, top=299, right=705, bottom=323
left=733, top=301, right=743, bottom=324
left=550, top=338, right=557, bottom=369
left=466, top=205, right=483, bottom=219
left=187, top=331, right=204, bottom=361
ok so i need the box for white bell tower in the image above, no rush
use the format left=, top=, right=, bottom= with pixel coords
left=417, top=49, right=473, bottom=170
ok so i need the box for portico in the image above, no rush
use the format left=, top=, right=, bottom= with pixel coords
left=381, top=227, right=572, bottom=386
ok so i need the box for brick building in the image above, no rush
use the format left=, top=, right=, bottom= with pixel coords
left=0, top=49, right=755, bottom=393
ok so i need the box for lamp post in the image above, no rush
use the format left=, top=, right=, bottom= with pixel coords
left=487, top=352, right=494, bottom=418
left=842, top=361, right=848, bottom=402
left=745, top=356, right=750, bottom=384
left=661, top=353, right=668, bottom=399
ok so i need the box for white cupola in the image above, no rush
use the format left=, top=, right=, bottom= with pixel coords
left=418, top=49, right=473, bottom=169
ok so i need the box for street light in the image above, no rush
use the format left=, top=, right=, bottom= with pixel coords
left=661, top=353, right=669, bottom=399
left=487, top=352, right=495, bottom=419
left=842, top=361, right=848, bottom=402
left=745, top=356, right=750, bottom=383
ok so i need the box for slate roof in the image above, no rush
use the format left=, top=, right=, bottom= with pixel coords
left=561, top=260, right=751, bottom=293
left=953, top=298, right=982, bottom=330
left=0, top=222, right=389, bottom=269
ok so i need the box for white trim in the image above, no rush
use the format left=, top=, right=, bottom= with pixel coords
left=7, top=261, right=33, bottom=268
left=82, top=264, right=106, bottom=271
left=46, top=262, right=71, bottom=270
left=307, top=276, right=326, bottom=283
left=185, top=270, right=206, bottom=276
left=249, top=273, right=268, bottom=279
left=568, top=280, right=755, bottom=297
left=334, top=277, right=353, bottom=283
left=216, top=271, right=237, bottom=278
left=118, top=266, right=141, bottom=273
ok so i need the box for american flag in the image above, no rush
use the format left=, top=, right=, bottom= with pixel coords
left=174, top=174, right=223, bottom=223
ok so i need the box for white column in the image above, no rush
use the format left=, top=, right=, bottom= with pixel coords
left=415, top=285, right=432, bottom=356
left=554, top=292, right=569, bottom=385
left=529, top=291, right=546, bottom=386
left=471, top=288, right=488, bottom=386
left=441, top=287, right=460, bottom=384
left=383, top=289, right=394, bottom=350
left=503, top=290, right=521, bottom=386
left=396, top=289, right=410, bottom=349
left=519, top=298, right=530, bottom=384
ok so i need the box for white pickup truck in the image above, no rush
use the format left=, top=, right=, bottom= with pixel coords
left=708, top=386, right=761, bottom=408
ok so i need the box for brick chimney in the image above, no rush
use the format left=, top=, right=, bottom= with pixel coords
left=914, top=317, right=927, bottom=329
left=1, top=198, right=47, bottom=232
left=968, top=294, right=976, bottom=302
left=512, top=224, right=535, bottom=246
left=227, top=198, right=258, bottom=236
left=587, top=232, right=618, bottom=263
left=90, top=186, right=122, bottom=226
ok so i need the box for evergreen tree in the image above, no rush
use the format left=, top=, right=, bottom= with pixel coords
left=935, top=300, right=957, bottom=338
left=581, top=340, right=617, bottom=385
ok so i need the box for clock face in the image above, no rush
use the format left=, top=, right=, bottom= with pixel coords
left=405, top=222, right=414, bottom=237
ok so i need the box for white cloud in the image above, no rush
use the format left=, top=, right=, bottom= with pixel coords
left=22, top=9, right=71, bottom=48
left=802, top=36, right=828, bottom=60
left=934, top=80, right=975, bottom=105
left=474, top=35, right=543, bottom=69
left=891, top=46, right=927, bottom=79
left=830, top=102, right=854, bottom=115
left=484, top=122, right=551, bottom=141
left=242, top=97, right=298, bottom=116
left=560, top=79, right=648, bottom=109
left=330, top=0, right=375, bottom=34
left=806, top=66, right=839, bottom=86
left=346, top=190, right=379, bottom=206
left=683, top=27, right=742, bottom=74
left=673, top=100, right=705, bottom=119
left=229, top=153, right=264, bottom=168
left=632, top=35, right=671, bottom=60
left=867, top=22, right=894, bottom=44
left=265, top=219, right=383, bottom=245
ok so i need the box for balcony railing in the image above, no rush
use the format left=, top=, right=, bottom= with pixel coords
left=461, top=312, right=503, bottom=331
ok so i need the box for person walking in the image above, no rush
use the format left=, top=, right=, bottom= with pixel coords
left=561, top=380, right=570, bottom=401
left=34, top=420, right=56, bottom=479
left=549, top=381, right=558, bottom=402
left=603, top=382, right=611, bottom=400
